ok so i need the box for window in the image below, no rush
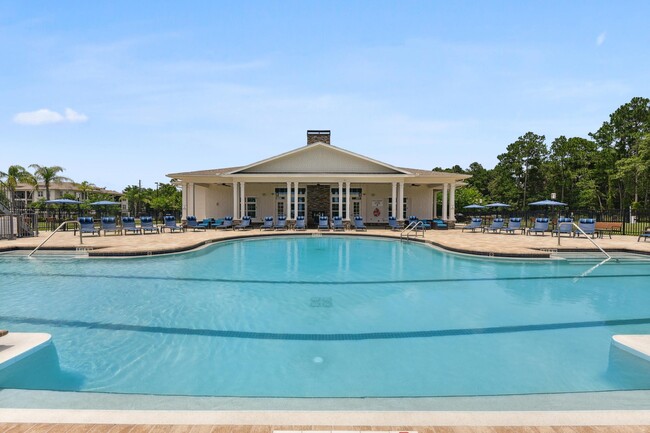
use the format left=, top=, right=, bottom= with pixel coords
left=37, top=191, right=44, bottom=198
left=275, top=187, right=306, bottom=218
left=331, top=187, right=362, bottom=218
left=276, top=201, right=285, bottom=218
left=388, top=197, right=408, bottom=219
left=245, top=197, right=257, bottom=218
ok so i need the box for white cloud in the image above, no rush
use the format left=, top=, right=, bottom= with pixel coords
left=13, top=108, right=88, bottom=125
left=596, top=32, right=606, bottom=46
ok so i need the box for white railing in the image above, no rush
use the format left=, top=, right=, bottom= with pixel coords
left=556, top=221, right=611, bottom=261
left=400, top=220, right=425, bottom=240
left=28, top=220, right=82, bottom=257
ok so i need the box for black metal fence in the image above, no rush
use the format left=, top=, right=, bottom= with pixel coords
left=0, top=211, right=39, bottom=240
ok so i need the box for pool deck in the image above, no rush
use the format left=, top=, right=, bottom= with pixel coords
left=1, top=226, right=649, bottom=258
left=2, top=227, right=650, bottom=431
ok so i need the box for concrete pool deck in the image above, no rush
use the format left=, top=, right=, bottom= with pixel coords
left=1, top=226, right=650, bottom=258
left=2, top=227, right=650, bottom=430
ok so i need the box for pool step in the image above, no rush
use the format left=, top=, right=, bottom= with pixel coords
left=550, top=251, right=650, bottom=262
left=612, top=335, right=650, bottom=362
left=0, top=249, right=90, bottom=258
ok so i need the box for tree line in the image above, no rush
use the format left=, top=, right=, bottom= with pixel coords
left=437, top=97, right=650, bottom=212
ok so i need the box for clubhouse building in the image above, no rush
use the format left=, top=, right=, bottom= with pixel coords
left=167, top=131, right=470, bottom=226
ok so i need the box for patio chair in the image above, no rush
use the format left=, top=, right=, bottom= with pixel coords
left=332, top=216, right=345, bottom=231
left=100, top=217, right=122, bottom=236
left=574, top=218, right=596, bottom=238
left=274, top=216, right=288, bottom=230
left=354, top=216, right=367, bottom=231
left=294, top=216, right=306, bottom=230
left=162, top=215, right=185, bottom=233
left=527, top=218, right=549, bottom=236
left=121, top=217, right=141, bottom=235
left=388, top=216, right=402, bottom=231
left=197, top=218, right=214, bottom=229
left=74, top=217, right=99, bottom=236
left=186, top=216, right=206, bottom=231
left=318, top=216, right=329, bottom=231
left=431, top=218, right=448, bottom=230
left=214, top=216, right=233, bottom=230
left=408, top=216, right=431, bottom=229
left=234, top=216, right=252, bottom=230
left=140, top=216, right=160, bottom=234
left=638, top=227, right=650, bottom=242
left=461, top=218, right=482, bottom=232
left=551, top=217, right=574, bottom=237
left=502, top=218, right=524, bottom=234
left=260, top=216, right=274, bottom=231
left=482, top=218, right=504, bottom=234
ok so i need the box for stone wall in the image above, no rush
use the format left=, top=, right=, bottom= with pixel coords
left=307, top=184, right=331, bottom=227
left=307, top=130, right=331, bottom=145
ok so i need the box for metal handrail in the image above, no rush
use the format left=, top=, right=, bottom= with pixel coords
left=28, top=220, right=82, bottom=257
left=556, top=221, right=611, bottom=261
left=401, top=220, right=425, bottom=240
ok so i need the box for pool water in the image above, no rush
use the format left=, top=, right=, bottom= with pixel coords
left=1, top=236, right=650, bottom=397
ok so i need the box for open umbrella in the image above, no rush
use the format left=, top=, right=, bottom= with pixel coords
left=485, top=202, right=511, bottom=219
left=89, top=200, right=121, bottom=218
left=463, top=204, right=486, bottom=209
left=529, top=199, right=568, bottom=245
left=44, top=199, right=83, bottom=225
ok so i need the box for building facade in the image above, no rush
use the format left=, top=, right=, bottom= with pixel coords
left=167, top=131, right=470, bottom=226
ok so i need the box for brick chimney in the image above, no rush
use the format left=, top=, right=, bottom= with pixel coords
left=307, top=130, right=331, bottom=145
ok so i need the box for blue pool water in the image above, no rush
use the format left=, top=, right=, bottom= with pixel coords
left=1, top=236, right=650, bottom=397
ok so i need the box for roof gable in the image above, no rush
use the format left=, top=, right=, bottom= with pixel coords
left=230, top=142, right=409, bottom=175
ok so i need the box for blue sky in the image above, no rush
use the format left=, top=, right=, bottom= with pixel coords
left=2, top=1, right=649, bottom=191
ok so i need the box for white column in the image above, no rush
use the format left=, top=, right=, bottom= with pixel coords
left=232, top=182, right=238, bottom=219
left=433, top=190, right=438, bottom=218
left=188, top=182, right=195, bottom=218
left=182, top=183, right=188, bottom=219
left=449, top=182, right=456, bottom=222
left=286, top=181, right=292, bottom=219
left=293, top=182, right=298, bottom=219
left=391, top=182, right=397, bottom=219
left=442, top=183, right=448, bottom=221
left=399, top=182, right=405, bottom=221
left=346, top=181, right=351, bottom=220
left=240, top=181, right=246, bottom=218
left=338, top=181, right=343, bottom=218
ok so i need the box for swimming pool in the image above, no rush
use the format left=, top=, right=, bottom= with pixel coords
left=1, top=236, right=650, bottom=397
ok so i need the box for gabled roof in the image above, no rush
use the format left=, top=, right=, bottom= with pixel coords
left=228, top=142, right=412, bottom=175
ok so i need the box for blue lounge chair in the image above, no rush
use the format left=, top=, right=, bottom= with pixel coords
left=186, top=216, right=206, bottom=231
left=482, top=218, right=504, bottom=234
left=74, top=217, right=99, bottom=236
left=140, top=216, right=159, bottom=234
left=274, top=216, right=288, bottom=230
left=462, top=218, right=482, bottom=232
left=388, top=216, right=401, bottom=231
left=574, top=218, right=596, bottom=238
left=234, top=216, right=252, bottom=230
left=294, top=216, right=306, bottom=230
left=409, top=216, right=431, bottom=229
left=502, top=218, right=524, bottom=234
left=318, top=216, right=329, bottom=231
left=354, top=216, right=367, bottom=231
left=638, top=227, right=650, bottom=242
left=162, top=215, right=185, bottom=233
left=121, top=217, right=141, bottom=235
left=332, top=216, right=345, bottom=231
left=552, top=217, right=574, bottom=237
left=100, top=217, right=122, bottom=236
left=527, top=218, right=549, bottom=236
left=197, top=218, right=214, bottom=229
left=431, top=218, right=448, bottom=230
left=260, top=216, right=274, bottom=231
left=214, top=216, right=233, bottom=230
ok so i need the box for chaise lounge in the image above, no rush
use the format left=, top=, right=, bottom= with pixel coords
left=639, top=227, right=650, bottom=242
left=551, top=217, right=574, bottom=237
left=354, top=216, right=367, bottom=231
left=234, top=216, right=252, bottom=230
left=121, top=217, right=142, bottom=235
left=162, top=215, right=185, bottom=233
left=294, top=216, right=306, bottom=230
left=527, top=218, right=549, bottom=235
left=502, top=217, right=524, bottom=234
left=74, top=217, right=99, bottom=236
left=140, top=216, right=160, bottom=234
left=332, top=216, right=345, bottom=231
left=318, top=216, right=329, bottom=231
left=100, top=217, right=122, bottom=236
left=482, top=218, right=504, bottom=234
left=462, top=218, right=482, bottom=232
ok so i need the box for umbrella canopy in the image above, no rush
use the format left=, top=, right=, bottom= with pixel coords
left=89, top=200, right=121, bottom=206
left=44, top=199, right=83, bottom=204
left=485, top=202, right=511, bottom=208
left=463, top=204, right=486, bottom=209
left=529, top=199, right=567, bottom=206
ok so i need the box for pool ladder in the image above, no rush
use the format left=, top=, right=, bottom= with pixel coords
left=28, top=220, right=82, bottom=257
left=400, top=220, right=425, bottom=240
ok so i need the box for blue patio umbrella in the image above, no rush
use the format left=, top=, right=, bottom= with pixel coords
left=485, top=202, right=511, bottom=218
left=89, top=200, right=120, bottom=206
left=44, top=199, right=83, bottom=204
left=463, top=204, right=486, bottom=209
left=528, top=199, right=567, bottom=207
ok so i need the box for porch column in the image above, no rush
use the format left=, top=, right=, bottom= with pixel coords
left=433, top=190, right=438, bottom=219
left=188, top=182, right=195, bottom=218
left=338, top=181, right=343, bottom=219
left=399, top=181, right=405, bottom=221
left=442, top=183, right=448, bottom=221
left=346, top=181, right=351, bottom=220
left=391, top=182, right=397, bottom=219
left=240, top=181, right=246, bottom=218
left=232, top=182, right=238, bottom=219
left=286, top=181, right=292, bottom=219
left=292, top=181, right=298, bottom=219
left=449, top=182, right=456, bottom=222
left=182, top=183, right=189, bottom=219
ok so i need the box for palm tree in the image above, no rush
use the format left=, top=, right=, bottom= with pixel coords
left=29, top=165, right=73, bottom=201
left=76, top=180, right=97, bottom=201
left=0, top=165, right=37, bottom=203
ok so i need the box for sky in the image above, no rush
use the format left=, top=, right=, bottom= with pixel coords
left=2, top=1, right=649, bottom=192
